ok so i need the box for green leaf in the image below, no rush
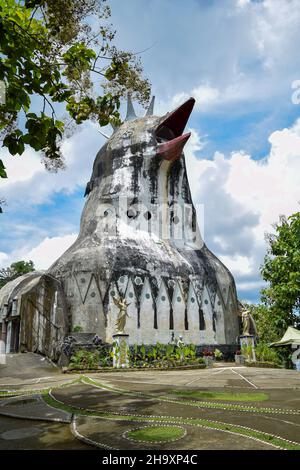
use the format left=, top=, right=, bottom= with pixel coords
left=0, top=0, right=150, bottom=182
left=0, top=160, right=7, bottom=178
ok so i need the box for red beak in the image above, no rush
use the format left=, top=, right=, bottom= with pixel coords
left=156, top=133, right=191, bottom=161
left=156, top=97, right=195, bottom=161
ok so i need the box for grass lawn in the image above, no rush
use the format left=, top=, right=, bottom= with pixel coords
left=168, top=390, right=269, bottom=402
left=126, top=425, right=185, bottom=442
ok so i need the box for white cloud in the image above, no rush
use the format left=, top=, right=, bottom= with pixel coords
left=193, top=84, right=220, bottom=108
left=0, top=122, right=105, bottom=209
left=0, top=234, right=77, bottom=270
left=184, top=117, right=300, bottom=298
left=0, top=252, right=9, bottom=266
left=236, top=0, right=250, bottom=7
left=219, top=254, right=253, bottom=276
left=1, top=148, right=43, bottom=186
left=171, top=85, right=221, bottom=112
left=24, top=234, right=77, bottom=270
left=114, top=0, right=300, bottom=114
left=226, top=120, right=300, bottom=240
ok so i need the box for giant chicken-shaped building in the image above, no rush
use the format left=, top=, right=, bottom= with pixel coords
left=0, top=97, right=240, bottom=359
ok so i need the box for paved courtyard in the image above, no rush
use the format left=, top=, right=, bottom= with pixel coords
left=0, top=354, right=300, bottom=450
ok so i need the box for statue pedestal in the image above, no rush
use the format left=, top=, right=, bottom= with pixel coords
left=112, top=333, right=129, bottom=368
left=0, top=339, right=6, bottom=365
left=239, top=335, right=256, bottom=362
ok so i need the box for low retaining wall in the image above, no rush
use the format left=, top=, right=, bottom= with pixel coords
left=195, top=344, right=238, bottom=361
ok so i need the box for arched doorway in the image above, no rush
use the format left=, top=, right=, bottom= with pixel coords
left=5, top=318, right=20, bottom=353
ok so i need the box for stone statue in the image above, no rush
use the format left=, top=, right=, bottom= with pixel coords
left=242, top=308, right=251, bottom=336
left=61, top=335, right=76, bottom=358
left=176, top=335, right=185, bottom=347
left=169, top=332, right=175, bottom=344
left=92, top=334, right=103, bottom=346
left=238, top=302, right=257, bottom=337
left=113, top=296, right=130, bottom=334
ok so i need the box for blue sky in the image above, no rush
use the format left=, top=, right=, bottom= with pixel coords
left=1, top=0, right=300, bottom=304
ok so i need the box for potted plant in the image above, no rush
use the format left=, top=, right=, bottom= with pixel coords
left=235, top=349, right=245, bottom=364
left=214, top=348, right=223, bottom=361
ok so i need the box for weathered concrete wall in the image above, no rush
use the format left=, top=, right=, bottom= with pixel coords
left=19, top=275, right=68, bottom=360
left=0, top=273, right=68, bottom=360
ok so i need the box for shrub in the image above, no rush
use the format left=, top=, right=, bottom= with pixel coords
left=69, top=350, right=99, bottom=369
left=255, top=342, right=281, bottom=365
left=72, top=325, right=83, bottom=333
left=129, top=343, right=201, bottom=368
left=214, top=348, right=223, bottom=360
left=98, top=346, right=113, bottom=367
left=196, top=357, right=205, bottom=364
left=241, top=344, right=253, bottom=361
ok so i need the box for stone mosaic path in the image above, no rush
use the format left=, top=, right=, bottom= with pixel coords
left=0, top=394, right=71, bottom=422
left=0, top=376, right=300, bottom=449
left=1, top=356, right=300, bottom=450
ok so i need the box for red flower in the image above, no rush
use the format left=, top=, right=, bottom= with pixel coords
left=203, top=348, right=213, bottom=357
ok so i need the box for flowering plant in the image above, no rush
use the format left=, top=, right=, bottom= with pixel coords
left=202, top=348, right=213, bottom=357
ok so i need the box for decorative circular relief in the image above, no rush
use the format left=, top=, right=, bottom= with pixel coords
left=103, top=208, right=112, bottom=217
left=134, top=276, right=143, bottom=285
left=127, top=209, right=137, bottom=219
left=168, top=279, right=175, bottom=288
left=123, top=425, right=186, bottom=444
